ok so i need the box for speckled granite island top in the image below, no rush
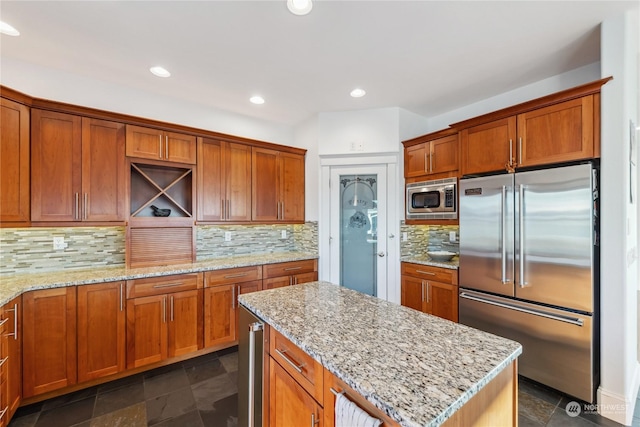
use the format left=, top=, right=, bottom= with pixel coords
left=0, top=252, right=317, bottom=307
left=239, top=281, right=521, bottom=427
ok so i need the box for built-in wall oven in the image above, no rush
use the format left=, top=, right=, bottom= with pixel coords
left=406, top=177, right=457, bottom=220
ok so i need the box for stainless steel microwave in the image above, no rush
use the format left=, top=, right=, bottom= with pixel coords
left=406, top=177, right=457, bottom=219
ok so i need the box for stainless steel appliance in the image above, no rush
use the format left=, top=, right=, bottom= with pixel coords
left=406, top=177, right=457, bottom=220
left=238, top=305, right=264, bottom=427
left=459, top=162, right=599, bottom=403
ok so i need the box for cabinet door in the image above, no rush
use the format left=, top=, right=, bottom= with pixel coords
left=0, top=98, right=30, bottom=223
left=204, top=285, right=236, bottom=348
left=400, top=276, right=424, bottom=312
left=197, top=138, right=224, bottom=221
left=269, top=358, right=322, bottom=427
left=77, top=282, right=126, bottom=382
left=252, top=148, right=279, bottom=221
left=404, top=143, right=429, bottom=178
left=31, top=110, right=82, bottom=221
left=226, top=142, right=252, bottom=221
left=428, top=281, right=458, bottom=322
left=2, top=297, right=20, bottom=420
left=167, top=290, right=203, bottom=357
left=125, top=125, right=162, bottom=161
left=280, top=152, right=305, bottom=222
left=263, top=276, right=291, bottom=290
left=431, top=134, right=459, bottom=174
left=81, top=118, right=126, bottom=221
left=126, top=294, right=167, bottom=369
left=165, top=131, right=196, bottom=164
left=22, top=288, right=77, bottom=398
left=460, top=117, right=516, bottom=176
left=517, top=96, right=594, bottom=168
left=293, top=272, right=317, bottom=285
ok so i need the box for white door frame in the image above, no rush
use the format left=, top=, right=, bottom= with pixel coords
left=319, top=153, right=400, bottom=303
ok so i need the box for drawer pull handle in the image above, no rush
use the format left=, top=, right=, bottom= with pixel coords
left=224, top=273, right=248, bottom=279
left=284, top=267, right=302, bottom=271
left=0, top=356, right=8, bottom=367
left=274, top=348, right=305, bottom=373
left=0, top=406, right=8, bottom=420
left=153, top=283, right=183, bottom=289
left=416, top=270, right=435, bottom=276
left=0, top=318, right=7, bottom=327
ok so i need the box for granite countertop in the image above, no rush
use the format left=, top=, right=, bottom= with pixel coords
left=400, top=255, right=459, bottom=270
left=0, top=252, right=318, bottom=307
left=239, top=281, right=521, bottom=427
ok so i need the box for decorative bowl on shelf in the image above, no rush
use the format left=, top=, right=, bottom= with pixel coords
left=427, top=251, right=457, bottom=262
left=150, top=205, right=171, bottom=217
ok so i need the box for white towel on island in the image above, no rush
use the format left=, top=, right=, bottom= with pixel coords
left=335, top=393, right=382, bottom=427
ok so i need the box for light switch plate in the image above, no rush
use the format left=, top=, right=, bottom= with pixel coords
left=449, top=231, right=456, bottom=242
left=281, top=230, right=287, bottom=239
left=224, top=231, right=232, bottom=242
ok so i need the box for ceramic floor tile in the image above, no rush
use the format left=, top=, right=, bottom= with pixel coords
left=93, top=382, right=145, bottom=417
left=145, top=386, right=197, bottom=426
left=7, top=412, right=39, bottom=427
left=518, top=413, right=546, bottom=427
left=219, top=353, right=238, bottom=373
left=89, top=402, right=147, bottom=427
left=185, top=358, right=226, bottom=386
left=151, top=410, right=204, bottom=427
left=519, top=376, right=564, bottom=406
left=34, top=396, right=95, bottom=427
left=40, top=387, right=98, bottom=411
left=144, top=368, right=190, bottom=400
left=191, top=373, right=237, bottom=411
left=546, top=407, right=599, bottom=427
left=97, top=373, right=144, bottom=394
left=198, top=393, right=238, bottom=427
left=518, top=389, right=557, bottom=425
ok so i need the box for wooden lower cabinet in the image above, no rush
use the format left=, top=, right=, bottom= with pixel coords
left=400, top=263, right=458, bottom=322
left=262, top=260, right=318, bottom=290
left=1, top=297, right=21, bottom=423
left=269, top=358, right=322, bottom=427
left=167, top=290, right=203, bottom=358
left=77, top=282, right=126, bottom=382
left=22, top=288, right=77, bottom=398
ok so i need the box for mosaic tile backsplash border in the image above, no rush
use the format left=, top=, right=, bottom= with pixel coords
left=1, top=222, right=319, bottom=275
left=400, top=222, right=459, bottom=257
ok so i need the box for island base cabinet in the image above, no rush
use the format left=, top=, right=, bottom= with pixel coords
left=1, top=297, right=21, bottom=423
left=22, top=288, right=77, bottom=398
left=269, top=358, right=322, bottom=427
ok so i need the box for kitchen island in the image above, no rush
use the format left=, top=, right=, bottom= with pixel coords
left=239, top=281, right=522, bottom=427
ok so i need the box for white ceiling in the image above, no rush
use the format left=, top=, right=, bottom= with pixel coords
left=0, top=1, right=637, bottom=127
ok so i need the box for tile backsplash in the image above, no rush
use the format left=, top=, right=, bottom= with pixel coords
left=400, top=221, right=459, bottom=257
left=0, top=222, right=319, bottom=275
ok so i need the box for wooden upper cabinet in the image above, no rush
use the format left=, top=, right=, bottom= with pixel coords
left=252, top=148, right=305, bottom=222
left=405, top=134, right=458, bottom=178
left=460, top=117, right=517, bottom=176
left=126, top=125, right=196, bottom=164
left=0, top=98, right=30, bottom=223
left=22, top=287, right=77, bottom=398
left=31, top=110, right=126, bottom=222
left=517, top=96, right=594, bottom=168
left=197, top=138, right=252, bottom=222
left=77, top=282, right=126, bottom=383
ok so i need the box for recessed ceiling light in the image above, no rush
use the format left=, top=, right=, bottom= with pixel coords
left=0, top=21, right=20, bottom=36
left=350, top=88, right=366, bottom=98
left=250, top=96, right=265, bottom=105
left=149, top=66, right=171, bottom=78
left=287, top=0, right=313, bottom=16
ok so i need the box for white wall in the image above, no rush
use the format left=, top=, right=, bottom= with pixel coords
left=293, top=116, right=320, bottom=222
left=598, top=10, right=640, bottom=426
left=0, top=57, right=294, bottom=146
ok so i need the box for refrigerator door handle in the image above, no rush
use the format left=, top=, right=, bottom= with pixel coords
left=518, top=184, right=528, bottom=287
left=459, top=292, right=584, bottom=326
left=248, top=321, right=264, bottom=427
left=501, top=185, right=510, bottom=284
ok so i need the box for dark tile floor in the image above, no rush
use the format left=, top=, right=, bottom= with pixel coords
left=8, top=347, right=640, bottom=427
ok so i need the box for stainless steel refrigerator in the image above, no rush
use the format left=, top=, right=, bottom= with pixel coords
left=238, top=305, right=264, bottom=427
left=459, top=162, right=599, bottom=403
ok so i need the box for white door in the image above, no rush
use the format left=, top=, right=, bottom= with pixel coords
left=329, top=165, right=387, bottom=296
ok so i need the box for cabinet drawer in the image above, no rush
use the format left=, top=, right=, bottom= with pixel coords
left=126, top=273, right=202, bottom=298
left=401, top=262, right=458, bottom=285
left=270, top=328, right=323, bottom=404
left=204, top=266, right=262, bottom=287
left=263, top=259, right=317, bottom=279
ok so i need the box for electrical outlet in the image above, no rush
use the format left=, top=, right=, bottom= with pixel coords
left=224, top=231, right=232, bottom=242
left=449, top=231, right=457, bottom=242
left=402, top=232, right=408, bottom=242
left=53, top=236, right=67, bottom=250
left=281, top=230, right=287, bottom=239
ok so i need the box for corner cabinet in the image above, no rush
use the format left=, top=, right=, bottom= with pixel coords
left=197, top=138, right=252, bottom=222
left=125, top=125, right=196, bottom=164
left=252, top=148, right=305, bottom=222
left=400, top=263, right=458, bottom=322
left=22, top=287, right=77, bottom=398
left=31, top=111, right=126, bottom=222
left=0, top=98, right=30, bottom=224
